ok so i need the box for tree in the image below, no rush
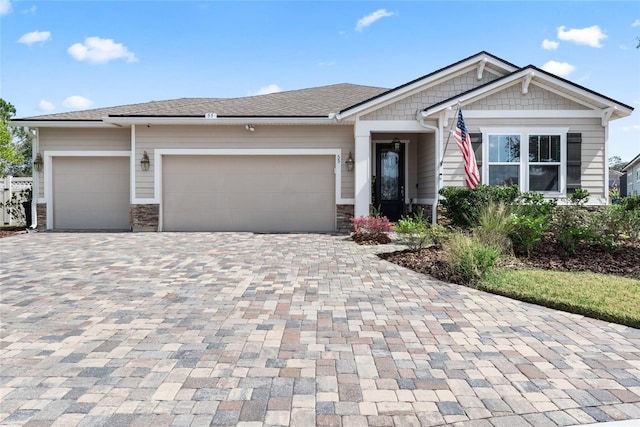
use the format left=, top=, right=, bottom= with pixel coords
left=0, top=98, right=34, bottom=177
left=609, top=156, right=627, bottom=172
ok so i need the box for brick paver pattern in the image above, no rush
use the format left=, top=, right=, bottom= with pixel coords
left=1, top=233, right=639, bottom=426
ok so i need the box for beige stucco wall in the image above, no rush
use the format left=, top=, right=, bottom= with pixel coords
left=134, top=124, right=355, bottom=200
left=36, top=127, right=131, bottom=199
left=441, top=117, right=605, bottom=199
left=361, top=69, right=502, bottom=121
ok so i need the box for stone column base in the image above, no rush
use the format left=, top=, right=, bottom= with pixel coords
left=336, top=204, right=354, bottom=234
left=36, top=203, right=47, bottom=230
left=129, top=204, right=159, bottom=232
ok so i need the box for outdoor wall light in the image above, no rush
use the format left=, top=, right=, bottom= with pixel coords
left=345, top=152, right=354, bottom=171
left=392, top=137, right=401, bottom=152
left=141, top=151, right=150, bottom=171
left=245, top=124, right=255, bottom=132
left=33, top=153, right=43, bottom=172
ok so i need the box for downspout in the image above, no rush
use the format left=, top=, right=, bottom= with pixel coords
left=31, top=127, right=39, bottom=229
left=416, top=111, right=440, bottom=224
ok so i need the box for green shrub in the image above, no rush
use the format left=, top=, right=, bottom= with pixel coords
left=568, top=188, right=590, bottom=206
left=509, top=214, right=548, bottom=257
left=554, top=207, right=592, bottom=255
left=515, top=191, right=557, bottom=218
left=508, top=192, right=556, bottom=256
left=587, top=206, right=621, bottom=252
left=394, top=208, right=430, bottom=250
left=622, top=210, right=640, bottom=243
left=620, top=194, right=640, bottom=211
left=612, top=203, right=640, bottom=243
left=442, top=232, right=500, bottom=286
left=427, top=224, right=449, bottom=249
left=439, top=184, right=519, bottom=228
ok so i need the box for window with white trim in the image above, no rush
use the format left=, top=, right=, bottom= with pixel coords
left=482, top=128, right=567, bottom=194
left=488, top=134, right=520, bottom=186
left=528, top=135, right=561, bottom=192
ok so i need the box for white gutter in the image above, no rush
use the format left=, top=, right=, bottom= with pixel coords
left=103, top=116, right=338, bottom=126
left=416, top=111, right=440, bottom=224
left=11, top=120, right=120, bottom=128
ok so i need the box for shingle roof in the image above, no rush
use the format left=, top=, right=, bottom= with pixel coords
left=17, top=83, right=389, bottom=121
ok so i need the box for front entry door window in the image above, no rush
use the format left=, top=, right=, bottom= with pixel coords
left=375, top=143, right=405, bottom=221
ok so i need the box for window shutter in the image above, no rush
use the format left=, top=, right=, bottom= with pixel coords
left=566, top=133, right=582, bottom=193
left=470, top=133, right=482, bottom=180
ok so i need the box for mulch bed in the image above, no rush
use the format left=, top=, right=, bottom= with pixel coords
left=378, top=235, right=640, bottom=279
left=0, top=227, right=27, bottom=239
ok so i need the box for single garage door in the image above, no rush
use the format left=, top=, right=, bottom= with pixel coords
left=163, top=155, right=336, bottom=232
left=53, top=157, right=130, bottom=230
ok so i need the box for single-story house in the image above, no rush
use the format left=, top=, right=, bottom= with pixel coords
left=13, top=51, right=634, bottom=233
left=622, top=153, right=640, bottom=197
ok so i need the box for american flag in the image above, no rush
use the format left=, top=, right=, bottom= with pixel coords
left=453, top=109, right=480, bottom=189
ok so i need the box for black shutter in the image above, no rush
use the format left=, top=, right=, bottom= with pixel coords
left=566, top=133, right=582, bottom=194
left=470, top=133, right=482, bottom=181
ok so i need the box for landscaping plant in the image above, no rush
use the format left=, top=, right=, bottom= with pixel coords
left=441, top=232, right=501, bottom=286
left=350, top=214, right=392, bottom=244
left=393, top=208, right=431, bottom=250
left=475, top=201, right=514, bottom=256
left=509, top=192, right=556, bottom=257
left=439, top=184, right=519, bottom=228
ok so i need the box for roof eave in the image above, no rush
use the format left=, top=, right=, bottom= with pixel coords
left=622, top=153, right=640, bottom=172
left=421, top=66, right=634, bottom=119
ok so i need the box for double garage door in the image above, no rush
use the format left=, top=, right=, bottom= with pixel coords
left=162, top=155, right=336, bottom=232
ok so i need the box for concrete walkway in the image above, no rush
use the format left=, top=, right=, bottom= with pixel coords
left=1, top=232, right=639, bottom=427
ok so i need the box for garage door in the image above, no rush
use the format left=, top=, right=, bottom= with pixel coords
left=53, top=157, right=130, bottom=230
left=163, top=155, right=335, bottom=232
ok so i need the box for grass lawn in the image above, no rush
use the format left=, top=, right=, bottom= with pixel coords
left=480, top=268, right=640, bottom=329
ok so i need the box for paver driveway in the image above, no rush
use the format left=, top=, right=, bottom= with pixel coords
left=1, top=232, right=639, bottom=427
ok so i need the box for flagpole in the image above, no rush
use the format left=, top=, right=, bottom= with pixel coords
left=440, top=101, right=461, bottom=167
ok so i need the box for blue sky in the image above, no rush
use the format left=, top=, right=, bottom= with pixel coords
left=1, top=0, right=639, bottom=161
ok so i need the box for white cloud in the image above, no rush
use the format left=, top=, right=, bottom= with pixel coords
left=355, top=9, right=395, bottom=32
left=541, top=60, right=576, bottom=77
left=62, top=96, right=94, bottom=110
left=252, top=84, right=282, bottom=96
left=557, top=25, right=607, bottom=48
left=541, top=39, right=559, bottom=50
left=21, top=5, right=36, bottom=14
left=18, top=31, right=51, bottom=45
left=318, top=61, right=336, bottom=67
left=0, top=0, right=11, bottom=15
left=632, top=19, right=640, bottom=27
left=38, top=100, right=55, bottom=111
left=68, top=36, right=137, bottom=64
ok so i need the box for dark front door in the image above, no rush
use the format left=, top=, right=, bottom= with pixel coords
left=375, top=143, right=405, bottom=221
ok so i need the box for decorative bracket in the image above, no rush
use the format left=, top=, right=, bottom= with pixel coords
left=443, top=106, right=455, bottom=128
left=477, top=58, right=488, bottom=80
left=521, top=72, right=534, bottom=94
left=601, top=106, right=616, bottom=127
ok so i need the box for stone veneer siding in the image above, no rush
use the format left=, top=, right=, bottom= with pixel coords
left=130, top=204, right=159, bottom=232
left=36, top=203, right=46, bottom=230
left=336, top=204, right=354, bottom=235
